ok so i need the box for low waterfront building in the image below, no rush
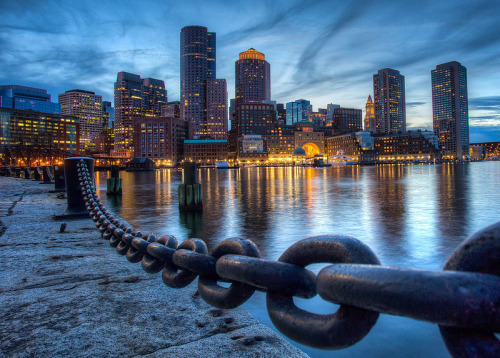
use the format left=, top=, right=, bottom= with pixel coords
left=0, top=107, right=79, bottom=165
left=133, top=116, right=188, bottom=166
left=183, top=139, right=228, bottom=165
left=470, top=145, right=486, bottom=161
left=294, top=121, right=325, bottom=158
left=469, top=142, right=500, bottom=160
left=374, top=130, right=439, bottom=162
left=238, top=134, right=268, bottom=164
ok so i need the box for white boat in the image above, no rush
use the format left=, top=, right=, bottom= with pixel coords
left=328, top=150, right=354, bottom=166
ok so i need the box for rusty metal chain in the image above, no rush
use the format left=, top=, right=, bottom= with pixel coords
left=76, top=161, right=500, bottom=357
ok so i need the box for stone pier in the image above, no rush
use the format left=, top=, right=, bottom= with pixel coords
left=0, top=177, right=308, bottom=357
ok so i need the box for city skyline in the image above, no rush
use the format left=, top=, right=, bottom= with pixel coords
left=1, top=0, right=500, bottom=142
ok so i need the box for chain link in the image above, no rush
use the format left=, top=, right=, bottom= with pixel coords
left=76, top=160, right=500, bottom=356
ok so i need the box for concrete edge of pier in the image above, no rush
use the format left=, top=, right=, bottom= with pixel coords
left=0, top=177, right=308, bottom=358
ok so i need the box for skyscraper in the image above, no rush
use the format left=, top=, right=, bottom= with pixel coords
left=114, top=72, right=166, bottom=156
left=205, top=79, right=228, bottom=139
left=432, top=61, right=469, bottom=159
left=364, top=95, right=375, bottom=132
left=59, top=89, right=102, bottom=152
left=286, top=99, right=312, bottom=125
left=235, top=48, right=271, bottom=104
left=180, top=25, right=226, bottom=139
left=373, top=68, right=406, bottom=134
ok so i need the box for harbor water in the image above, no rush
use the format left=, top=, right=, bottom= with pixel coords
left=96, top=162, right=500, bottom=357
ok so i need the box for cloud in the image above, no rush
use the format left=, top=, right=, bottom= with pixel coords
left=407, top=102, right=426, bottom=108
left=469, top=96, right=500, bottom=111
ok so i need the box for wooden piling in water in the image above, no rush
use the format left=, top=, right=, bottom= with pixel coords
left=179, top=162, right=203, bottom=211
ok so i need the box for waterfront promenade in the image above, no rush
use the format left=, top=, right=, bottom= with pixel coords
left=0, top=177, right=307, bottom=357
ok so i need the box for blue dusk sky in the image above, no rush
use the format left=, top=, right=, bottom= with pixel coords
left=1, top=0, right=500, bottom=142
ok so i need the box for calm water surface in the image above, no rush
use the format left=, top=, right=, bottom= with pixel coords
left=96, top=162, right=500, bottom=357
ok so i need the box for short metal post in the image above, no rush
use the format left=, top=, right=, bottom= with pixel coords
left=54, top=157, right=94, bottom=219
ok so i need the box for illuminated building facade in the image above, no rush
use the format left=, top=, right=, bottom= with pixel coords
left=364, top=95, right=375, bottom=132
left=205, top=79, right=228, bottom=139
left=432, top=61, right=469, bottom=159
left=374, top=131, right=439, bottom=162
left=0, top=85, right=61, bottom=114
left=374, top=68, right=406, bottom=134
left=161, top=101, right=181, bottom=118
left=113, top=72, right=167, bottom=157
left=183, top=139, right=228, bottom=164
left=309, top=109, right=327, bottom=127
left=469, top=142, right=500, bottom=159
left=59, top=89, right=102, bottom=152
left=0, top=107, right=79, bottom=165
left=286, top=99, right=312, bottom=126
left=235, top=103, right=278, bottom=137
left=235, top=48, right=271, bottom=104
left=294, top=121, right=324, bottom=157
left=332, top=107, right=362, bottom=134
left=133, top=116, right=188, bottom=165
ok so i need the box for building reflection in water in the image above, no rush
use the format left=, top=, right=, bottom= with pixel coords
left=435, top=163, right=470, bottom=250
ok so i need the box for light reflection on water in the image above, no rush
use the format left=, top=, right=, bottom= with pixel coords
left=96, top=162, right=500, bottom=358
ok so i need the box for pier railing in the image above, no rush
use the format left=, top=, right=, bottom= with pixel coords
left=74, top=158, right=499, bottom=357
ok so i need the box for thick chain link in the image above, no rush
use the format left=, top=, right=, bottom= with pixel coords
left=76, top=161, right=500, bottom=357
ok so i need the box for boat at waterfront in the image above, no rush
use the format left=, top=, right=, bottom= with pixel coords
left=328, top=151, right=354, bottom=166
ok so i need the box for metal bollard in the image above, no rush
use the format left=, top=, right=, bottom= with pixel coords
left=34, top=166, right=42, bottom=181
left=52, top=164, right=66, bottom=192
left=54, top=157, right=94, bottom=219
left=24, top=167, right=32, bottom=179
left=42, top=165, right=53, bottom=184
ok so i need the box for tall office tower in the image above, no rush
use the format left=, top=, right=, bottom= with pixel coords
left=235, top=48, right=271, bottom=104
left=114, top=72, right=166, bottom=155
left=180, top=25, right=227, bottom=139
left=431, top=61, right=469, bottom=159
left=286, top=99, right=312, bottom=125
left=205, top=79, right=228, bottom=139
left=59, top=89, right=102, bottom=152
left=373, top=68, right=406, bottom=134
left=364, top=95, right=375, bottom=132
left=0, top=85, right=61, bottom=114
